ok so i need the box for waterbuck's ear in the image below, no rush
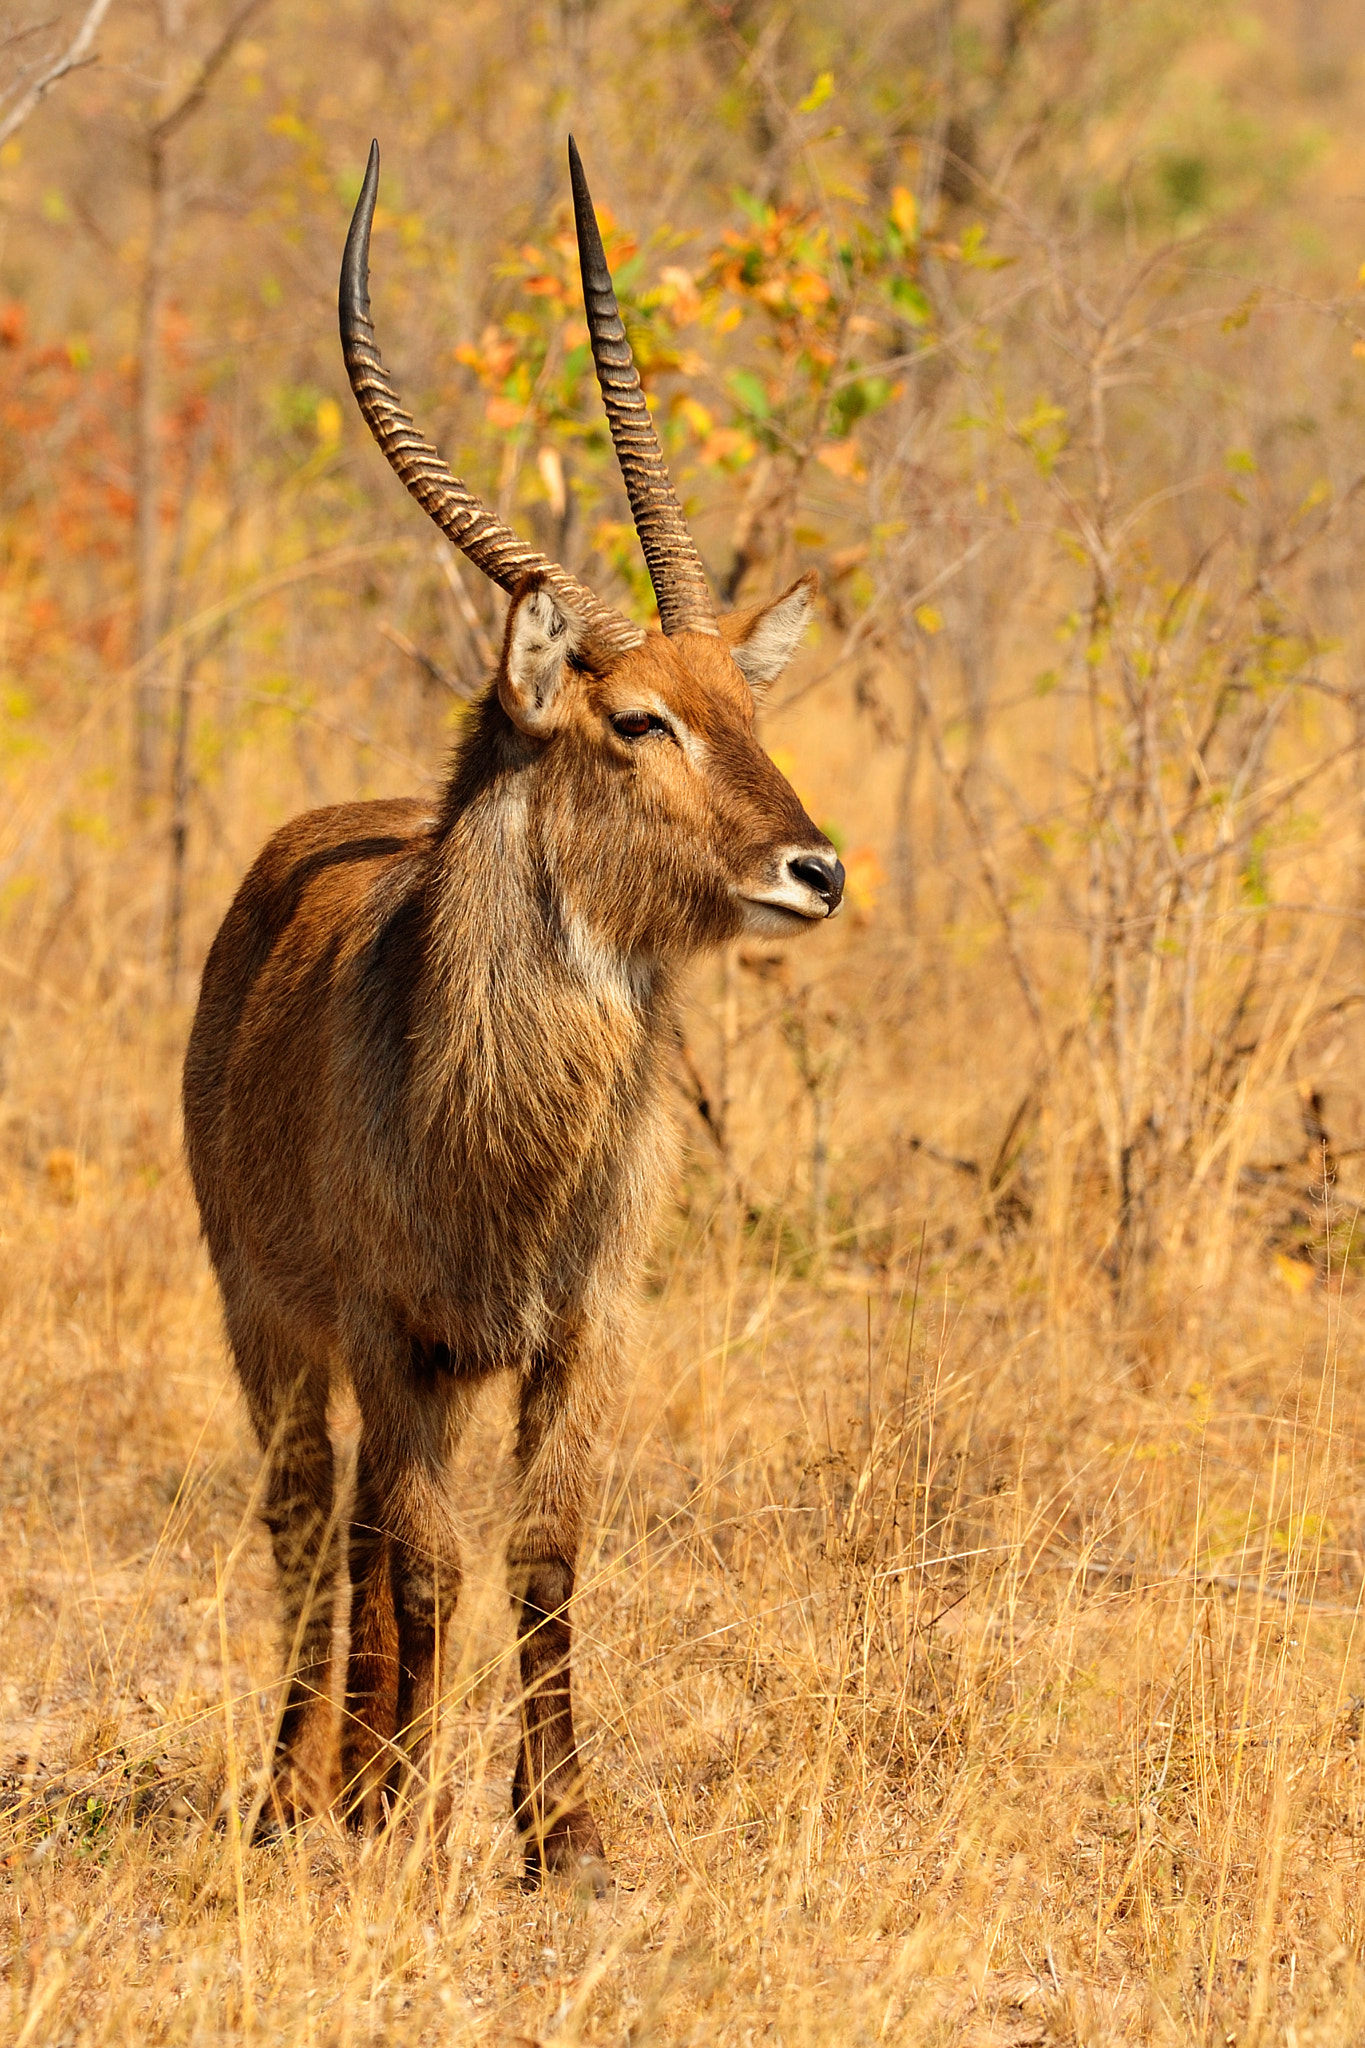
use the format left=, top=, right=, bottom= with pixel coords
left=722, top=571, right=819, bottom=696
left=499, top=578, right=581, bottom=734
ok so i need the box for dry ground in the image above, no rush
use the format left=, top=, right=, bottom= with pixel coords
left=3, top=903, right=1365, bottom=2048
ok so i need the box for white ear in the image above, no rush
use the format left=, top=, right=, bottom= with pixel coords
left=499, top=582, right=580, bottom=734
left=726, top=572, right=818, bottom=692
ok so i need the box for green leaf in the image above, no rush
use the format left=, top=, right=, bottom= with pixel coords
left=957, top=222, right=1012, bottom=270
left=890, top=276, right=932, bottom=325
left=729, top=186, right=771, bottom=227
left=727, top=368, right=771, bottom=420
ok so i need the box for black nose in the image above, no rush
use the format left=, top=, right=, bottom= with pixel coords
left=787, top=851, right=845, bottom=913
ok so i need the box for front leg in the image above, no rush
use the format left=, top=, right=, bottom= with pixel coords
left=508, top=1332, right=616, bottom=1891
left=343, top=1331, right=471, bottom=1828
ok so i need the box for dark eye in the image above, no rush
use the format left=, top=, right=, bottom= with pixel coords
left=611, top=710, right=670, bottom=741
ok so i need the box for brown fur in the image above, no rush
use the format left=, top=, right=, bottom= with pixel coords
left=182, top=575, right=841, bottom=1882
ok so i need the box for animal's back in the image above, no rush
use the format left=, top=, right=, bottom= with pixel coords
left=183, top=796, right=434, bottom=1320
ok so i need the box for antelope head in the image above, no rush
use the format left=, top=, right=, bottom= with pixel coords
left=340, top=138, right=845, bottom=960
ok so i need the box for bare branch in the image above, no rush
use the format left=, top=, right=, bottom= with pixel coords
left=909, top=633, right=1050, bottom=1048
left=377, top=620, right=475, bottom=700
left=0, top=0, right=115, bottom=151
left=150, top=0, right=270, bottom=149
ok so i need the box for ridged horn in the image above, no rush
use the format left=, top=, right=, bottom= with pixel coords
left=340, top=141, right=643, bottom=656
left=568, top=136, right=718, bottom=639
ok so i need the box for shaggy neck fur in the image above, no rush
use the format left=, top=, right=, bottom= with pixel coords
left=409, top=691, right=674, bottom=1221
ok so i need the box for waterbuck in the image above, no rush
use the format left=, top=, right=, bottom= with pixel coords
left=182, top=137, right=844, bottom=1888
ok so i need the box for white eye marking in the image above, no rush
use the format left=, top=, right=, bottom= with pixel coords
left=644, top=698, right=703, bottom=768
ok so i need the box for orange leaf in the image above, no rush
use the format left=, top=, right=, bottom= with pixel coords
left=815, top=439, right=863, bottom=480
left=844, top=846, right=885, bottom=916
left=486, top=394, right=529, bottom=430
left=658, top=265, right=702, bottom=325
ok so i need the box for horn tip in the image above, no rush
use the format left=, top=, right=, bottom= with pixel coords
left=568, top=134, right=595, bottom=219
left=341, top=140, right=382, bottom=345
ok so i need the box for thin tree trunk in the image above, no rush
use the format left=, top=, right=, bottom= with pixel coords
left=164, top=649, right=193, bottom=994
left=133, top=129, right=172, bottom=807
left=810, top=1083, right=831, bottom=1274
left=131, top=0, right=271, bottom=807
left=893, top=657, right=922, bottom=930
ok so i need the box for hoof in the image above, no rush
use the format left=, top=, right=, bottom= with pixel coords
left=341, top=1785, right=392, bottom=1834
left=572, top=1849, right=614, bottom=1900
left=522, top=1848, right=613, bottom=1898
left=521, top=1807, right=612, bottom=1897
left=249, top=1802, right=285, bottom=1847
left=250, top=1775, right=326, bottom=1845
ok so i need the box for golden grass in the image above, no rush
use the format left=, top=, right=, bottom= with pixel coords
left=6, top=5, right=1365, bottom=2026
left=2, top=761, right=1364, bottom=2047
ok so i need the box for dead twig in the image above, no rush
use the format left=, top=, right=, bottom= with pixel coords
left=0, top=0, right=115, bottom=150
left=377, top=621, right=474, bottom=700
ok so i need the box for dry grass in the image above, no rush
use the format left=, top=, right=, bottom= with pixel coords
left=3, top=682, right=1365, bottom=2048
left=7, top=4, right=1365, bottom=2039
